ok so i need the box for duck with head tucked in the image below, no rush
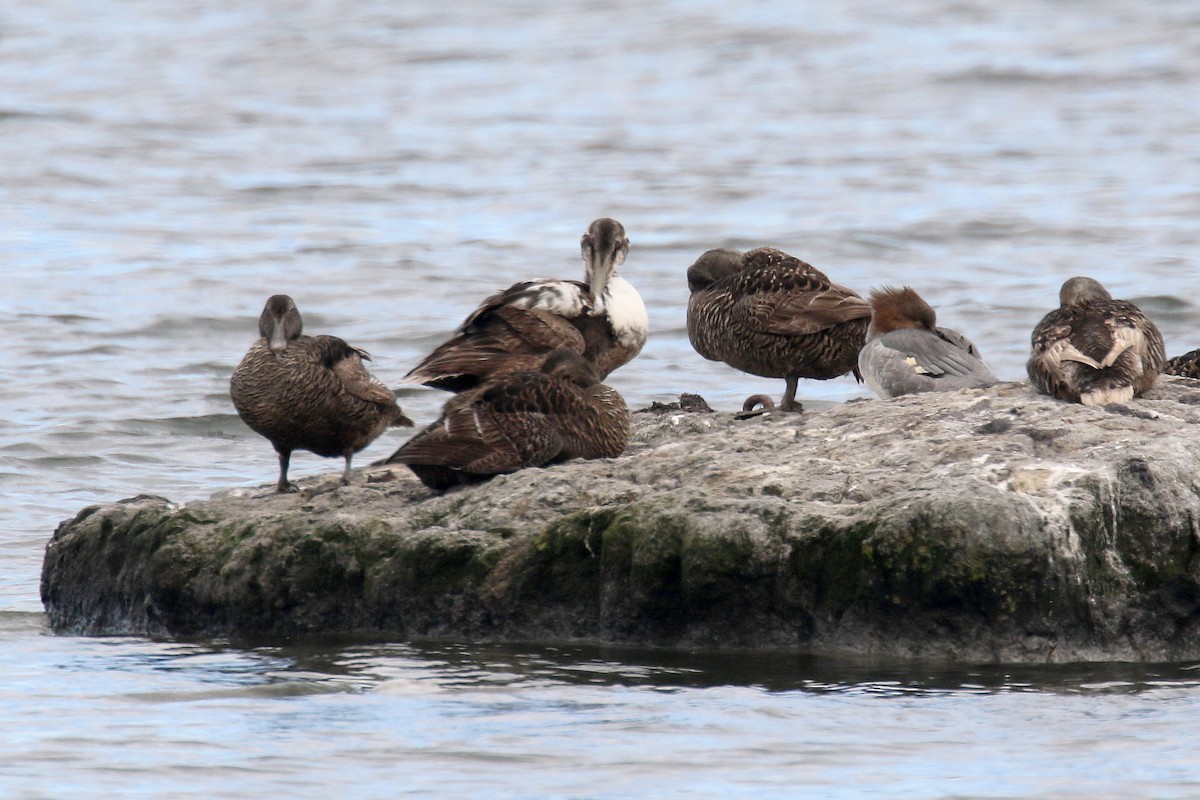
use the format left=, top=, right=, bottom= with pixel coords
left=686, top=246, right=871, bottom=412
left=231, top=294, right=413, bottom=493
left=386, top=348, right=629, bottom=491
left=1027, top=276, right=1165, bottom=406
left=404, top=218, right=648, bottom=392
left=858, top=285, right=998, bottom=398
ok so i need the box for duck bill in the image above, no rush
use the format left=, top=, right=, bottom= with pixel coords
left=588, top=257, right=613, bottom=313
left=580, top=218, right=628, bottom=315
left=268, top=326, right=290, bottom=356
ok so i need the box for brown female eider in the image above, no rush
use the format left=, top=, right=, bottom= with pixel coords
left=386, top=348, right=629, bottom=491
left=858, top=286, right=998, bottom=398
left=404, top=218, right=648, bottom=392
left=1027, top=276, right=1165, bottom=405
left=686, top=246, right=871, bottom=411
left=230, top=294, right=413, bottom=493
left=1165, top=348, right=1200, bottom=378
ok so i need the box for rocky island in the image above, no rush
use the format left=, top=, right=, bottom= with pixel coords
left=41, top=378, right=1200, bottom=663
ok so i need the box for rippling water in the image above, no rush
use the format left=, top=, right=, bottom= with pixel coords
left=4, top=0, right=1200, bottom=796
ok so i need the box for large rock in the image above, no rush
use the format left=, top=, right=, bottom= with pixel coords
left=41, top=378, right=1200, bottom=663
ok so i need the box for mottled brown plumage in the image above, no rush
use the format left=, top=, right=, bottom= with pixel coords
left=1027, top=277, right=1165, bottom=406
left=405, top=218, right=648, bottom=392
left=686, top=246, right=871, bottom=411
left=231, top=295, right=413, bottom=493
left=405, top=301, right=587, bottom=393
left=386, top=348, right=630, bottom=491
left=1165, top=348, right=1200, bottom=378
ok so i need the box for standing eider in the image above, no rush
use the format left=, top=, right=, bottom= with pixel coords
left=387, top=348, right=630, bottom=491
left=230, top=295, right=413, bottom=493
left=858, top=286, right=998, bottom=398
left=404, top=218, right=648, bottom=391
left=1027, top=276, right=1166, bottom=406
left=686, top=246, right=871, bottom=412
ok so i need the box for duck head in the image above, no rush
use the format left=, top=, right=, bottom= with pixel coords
left=259, top=294, right=303, bottom=357
left=541, top=347, right=600, bottom=388
left=1058, top=276, right=1112, bottom=308
left=581, top=218, right=629, bottom=309
left=686, top=248, right=744, bottom=294
left=867, top=286, right=937, bottom=338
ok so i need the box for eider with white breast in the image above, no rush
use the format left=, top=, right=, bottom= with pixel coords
left=686, top=246, right=871, bottom=412
left=858, top=286, right=998, bottom=398
left=404, top=218, right=648, bottom=392
left=231, top=294, right=413, bottom=493
left=387, top=348, right=630, bottom=491
left=1027, top=276, right=1165, bottom=405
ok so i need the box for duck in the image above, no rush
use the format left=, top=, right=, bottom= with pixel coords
left=1027, top=276, right=1166, bottom=406
left=857, top=286, right=998, bottom=398
left=1164, top=348, right=1200, bottom=378
left=404, top=218, right=648, bottom=392
left=386, top=348, right=630, bottom=491
left=230, top=294, right=413, bottom=493
left=686, top=246, right=871, bottom=412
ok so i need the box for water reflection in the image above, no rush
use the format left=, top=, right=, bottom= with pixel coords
left=9, top=617, right=1200, bottom=796
left=176, top=634, right=1200, bottom=698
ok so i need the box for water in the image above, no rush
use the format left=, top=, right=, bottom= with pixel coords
left=3, top=0, right=1200, bottom=795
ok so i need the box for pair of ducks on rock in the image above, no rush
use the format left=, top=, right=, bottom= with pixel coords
left=685, top=247, right=998, bottom=413
left=231, top=218, right=643, bottom=493
left=233, top=221, right=1184, bottom=494
left=685, top=248, right=1174, bottom=411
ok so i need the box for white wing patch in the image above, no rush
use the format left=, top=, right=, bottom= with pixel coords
left=1100, top=326, right=1141, bottom=368
left=1048, top=325, right=1143, bottom=372
left=904, top=356, right=933, bottom=375
left=1047, top=339, right=1102, bottom=370
left=509, top=280, right=590, bottom=317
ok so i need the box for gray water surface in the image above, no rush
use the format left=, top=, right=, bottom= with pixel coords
left=3, top=0, right=1200, bottom=796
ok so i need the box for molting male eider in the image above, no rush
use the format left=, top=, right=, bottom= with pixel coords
left=404, top=218, right=648, bottom=391
left=387, top=348, right=630, bottom=491
left=1027, top=276, right=1165, bottom=406
left=231, top=294, right=413, bottom=493
left=686, top=246, right=871, bottom=412
left=858, top=286, right=998, bottom=398
left=1165, top=348, right=1200, bottom=379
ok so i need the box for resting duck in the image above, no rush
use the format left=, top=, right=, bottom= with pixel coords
left=230, top=295, right=413, bottom=492
left=404, top=218, right=648, bottom=391
left=386, top=348, right=630, bottom=491
left=1165, top=348, right=1200, bottom=378
left=858, top=286, right=998, bottom=398
left=1027, top=276, right=1165, bottom=405
left=686, top=246, right=871, bottom=412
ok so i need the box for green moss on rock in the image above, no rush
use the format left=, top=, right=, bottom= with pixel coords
left=39, top=380, right=1200, bottom=661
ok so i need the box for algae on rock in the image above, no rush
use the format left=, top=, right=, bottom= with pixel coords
left=41, top=378, right=1200, bottom=663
